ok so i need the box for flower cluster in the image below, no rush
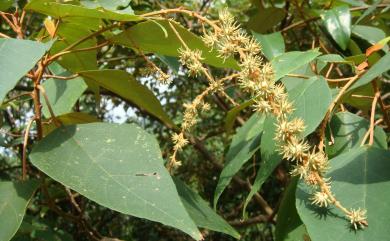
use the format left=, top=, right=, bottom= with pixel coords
left=197, top=9, right=367, bottom=230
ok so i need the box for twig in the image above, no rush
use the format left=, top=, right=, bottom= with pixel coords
left=37, top=85, right=62, bottom=127
left=372, top=81, right=390, bottom=131
left=48, top=41, right=109, bottom=62
left=368, top=91, right=380, bottom=145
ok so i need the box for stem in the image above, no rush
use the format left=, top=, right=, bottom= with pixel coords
left=368, top=91, right=380, bottom=145
left=22, top=118, right=35, bottom=180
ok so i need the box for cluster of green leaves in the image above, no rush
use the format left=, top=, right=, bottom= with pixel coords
left=0, top=0, right=390, bottom=241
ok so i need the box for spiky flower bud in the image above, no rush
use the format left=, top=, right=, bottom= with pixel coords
left=171, top=133, right=189, bottom=150
left=310, top=191, right=330, bottom=207
left=347, top=208, right=368, bottom=230
left=178, top=48, right=205, bottom=76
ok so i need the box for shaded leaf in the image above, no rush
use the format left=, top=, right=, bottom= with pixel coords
left=296, top=147, right=390, bottom=241
left=247, top=8, right=285, bottom=34
left=252, top=31, right=285, bottom=60
left=30, top=123, right=201, bottom=240
left=326, top=111, right=387, bottom=158
left=352, top=25, right=388, bottom=52
left=271, top=50, right=321, bottom=80
left=110, top=19, right=238, bottom=69
left=214, top=113, right=265, bottom=208
left=321, top=5, right=351, bottom=50
left=224, top=99, right=254, bottom=133
left=0, top=180, right=39, bottom=241
left=0, top=39, right=51, bottom=104
left=174, top=178, right=240, bottom=239
left=42, top=112, right=100, bottom=136
left=50, top=23, right=97, bottom=72
left=79, top=70, right=174, bottom=127
left=275, top=178, right=308, bottom=241
left=25, top=0, right=141, bottom=21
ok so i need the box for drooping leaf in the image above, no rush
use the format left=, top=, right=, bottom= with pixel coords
left=174, top=178, right=240, bottom=239
left=30, top=123, right=202, bottom=240
left=288, top=76, right=332, bottom=136
left=326, top=111, right=387, bottom=158
left=50, top=23, right=98, bottom=72
left=79, top=70, right=175, bottom=127
left=252, top=31, right=285, bottom=60
left=352, top=25, right=388, bottom=52
left=247, top=7, right=285, bottom=34
left=224, top=99, right=254, bottom=133
left=25, top=0, right=141, bottom=21
left=243, top=116, right=281, bottom=213
left=214, top=113, right=265, bottom=208
left=275, top=178, right=308, bottom=241
left=0, top=180, right=39, bottom=241
left=271, top=50, right=321, bottom=80
left=0, top=39, right=51, bottom=104
left=321, top=5, right=351, bottom=50
left=349, top=52, right=390, bottom=91
left=296, top=146, right=390, bottom=241
left=42, top=112, right=100, bottom=136
left=110, top=19, right=238, bottom=69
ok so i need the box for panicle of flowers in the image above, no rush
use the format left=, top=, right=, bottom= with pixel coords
left=178, top=48, right=206, bottom=76
left=198, top=9, right=367, bottom=229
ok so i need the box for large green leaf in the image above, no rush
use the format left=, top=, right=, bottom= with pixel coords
left=0, top=0, right=13, bottom=11
left=352, top=25, right=388, bottom=52
left=349, top=52, right=390, bottom=91
left=0, top=39, right=51, bottom=104
left=50, top=23, right=97, bottom=72
left=247, top=7, right=285, bottom=34
left=252, top=31, right=285, bottom=60
left=30, top=123, right=202, bottom=240
left=110, top=20, right=238, bottom=69
left=42, top=112, right=100, bottom=136
left=243, top=116, right=282, bottom=213
left=288, top=76, right=332, bottom=136
left=25, top=0, right=141, bottom=21
left=275, top=178, right=308, bottom=241
left=79, top=70, right=174, bottom=127
left=326, top=112, right=387, bottom=158
left=0, top=180, right=39, bottom=241
left=321, top=5, right=351, bottom=50
left=214, top=113, right=265, bottom=208
left=271, top=50, right=321, bottom=80
left=296, top=146, right=390, bottom=241
left=174, top=178, right=240, bottom=239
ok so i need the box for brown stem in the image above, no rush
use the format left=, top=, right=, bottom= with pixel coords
left=22, top=118, right=35, bottom=180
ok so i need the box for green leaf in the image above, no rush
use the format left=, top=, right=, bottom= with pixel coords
left=349, top=52, right=390, bottom=91
left=50, top=23, right=97, bottom=72
left=30, top=123, right=202, bottom=240
left=275, top=178, right=308, bottom=241
left=288, top=76, right=332, bottom=136
left=281, top=64, right=316, bottom=91
left=41, top=77, right=87, bottom=118
left=224, top=99, right=254, bottom=133
left=156, top=55, right=180, bottom=73
left=243, top=116, right=282, bottom=214
left=0, top=180, right=39, bottom=241
left=174, top=178, right=240, bottom=239
left=42, top=112, right=100, bottom=136
left=321, top=5, right=351, bottom=50
left=25, top=0, right=141, bottom=21
left=0, top=0, right=13, bottom=11
left=214, top=113, right=265, bottom=208
left=271, top=50, right=321, bottom=80
left=247, top=7, right=286, bottom=34
left=0, top=39, right=51, bottom=104
left=80, top=0, right=133, bottom=14
left=354, top=0, right=381, bottom=25
left=252, top=31, right=285, bottom=60
left=79, top=70, right=175, bottom=127
left=326, top=111, right=387, bottom=158
left=110, top=19, right=238, bottom=69
left=352, top=25, right=388, bottom=52
left=296, top=146, right=390, bottom=241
